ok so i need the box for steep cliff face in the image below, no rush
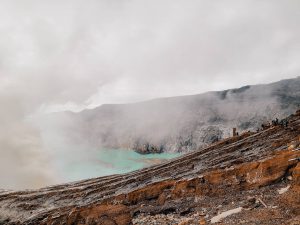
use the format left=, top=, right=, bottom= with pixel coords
left=1, top=110, right=300, bottom=224
left=52, top=77, right=300, bottom=153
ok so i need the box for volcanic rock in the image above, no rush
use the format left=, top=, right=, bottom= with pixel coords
left=1, top=110, right=300, bottom=224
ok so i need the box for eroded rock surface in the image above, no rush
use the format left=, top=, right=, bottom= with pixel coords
left=1, top=110, right=300, bottom=224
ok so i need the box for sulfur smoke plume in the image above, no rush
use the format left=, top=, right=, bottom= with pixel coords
left=0, top=0, right=300, bottom=189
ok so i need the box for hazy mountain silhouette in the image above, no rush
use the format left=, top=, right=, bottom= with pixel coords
left=50, top=77, right=300, bottom=153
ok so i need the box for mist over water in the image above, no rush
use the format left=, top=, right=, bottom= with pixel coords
left=0, top=0, right=300, bottom=190
left=57, top=148, right=180, bottom=183
left=35, top=115, right=180, bottom=184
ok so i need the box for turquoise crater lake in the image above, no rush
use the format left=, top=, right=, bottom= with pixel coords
left=59, top=148, right=180, bottom=182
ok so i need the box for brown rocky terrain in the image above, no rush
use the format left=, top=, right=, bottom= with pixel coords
left=1, top=110, right=300, bottom=224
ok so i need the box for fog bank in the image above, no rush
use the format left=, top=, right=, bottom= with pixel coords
left=0, top=0, right=300, bottom=189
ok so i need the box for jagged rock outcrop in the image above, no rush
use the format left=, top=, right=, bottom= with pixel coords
left=42, top=77, right=300, bottom=154
left=1, top=110, right=300, bottom=224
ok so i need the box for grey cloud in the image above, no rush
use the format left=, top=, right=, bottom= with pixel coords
left=0, top=0, right=299, bottom=188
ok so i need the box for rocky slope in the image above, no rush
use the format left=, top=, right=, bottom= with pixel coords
left=1, top=109, right=300, bottom=224
left=50, top=77, right=300, bottom=154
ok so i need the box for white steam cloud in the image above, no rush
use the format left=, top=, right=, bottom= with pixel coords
left=0, top=0, right=299, bottom=189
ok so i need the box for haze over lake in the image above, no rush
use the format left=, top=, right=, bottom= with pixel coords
left=47, top=146, right=180, bottom=184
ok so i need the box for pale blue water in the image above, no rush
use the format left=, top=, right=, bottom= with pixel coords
left=61, top=148, right=180, bottom=182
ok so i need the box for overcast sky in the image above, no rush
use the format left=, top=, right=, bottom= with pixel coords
left=0, top=0, right=299, bottom=113
left=0, top=0, right=300, bottom=189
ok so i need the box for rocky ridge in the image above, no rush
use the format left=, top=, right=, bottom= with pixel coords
left=0, top=109, right=300, bottom=224
left=49, top=77, right=300, bottom=154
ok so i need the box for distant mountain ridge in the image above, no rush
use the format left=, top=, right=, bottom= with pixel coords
left=57, top=77, right=300, bottom=153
